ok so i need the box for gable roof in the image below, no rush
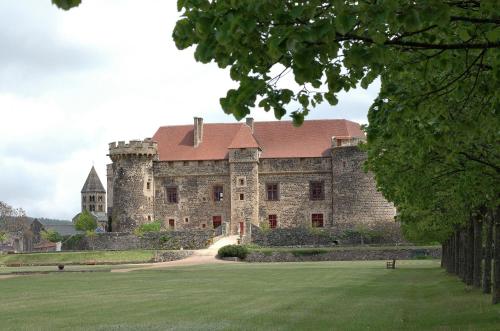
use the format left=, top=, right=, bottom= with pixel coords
left=152, top=119, right=364, bottom=161
left=81, top=166, right=106, bottom=193
left=228, top=125, right=260, bottom=149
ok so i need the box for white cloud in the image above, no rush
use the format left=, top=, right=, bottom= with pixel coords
left=0, top=0, right=380, bottom=219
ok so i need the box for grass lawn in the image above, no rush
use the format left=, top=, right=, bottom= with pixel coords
left=0, top=250, right=163, bottom=266
left=0, top=260, right=498, bottom=330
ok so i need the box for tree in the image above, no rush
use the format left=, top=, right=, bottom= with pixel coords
left=53, top=1, right=500, bottom=123
left=0, top=231, right=8, bottom=245
left=0, top=201, right=26, bottom=220
left=75, top=210, right=97, bottom=232
left=41, top=229, right=63, bottom=243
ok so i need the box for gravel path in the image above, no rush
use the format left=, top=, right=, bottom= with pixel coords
left=111, top=235, right=239, bottom=273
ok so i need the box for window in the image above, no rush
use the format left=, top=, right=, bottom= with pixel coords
left=89, top=195, right=95, bottom=202
left=82, top=196, right=86, bottom=202
left=213, top=185, right=223, bottom=201
left=310, top=181, right=325, bottom=200
left=98, top=196, right=103, bottom=202
left=146, top=182, right=151, bottom=190
left=166, top=187, right=178, bottom=203
left=98, top=205, right=103, bottom=212
left=185, top=217, right=189, bottom=223
left=212, top=216, right=222, bottom=228
left=147, top=215, right=151, bottom=221
left=239, top=193, right=244, bottom=200
left=89, top=205, right=95, bottom=212
left=312, top=214, right=324, bottom=228
left=168, top=219, right=175, bottom=229
left=266, top=183, right=279, bottom=201
left=268, top=215, right=277, bottom=229
left=202, top=224, right=206, bottom=228
left=237, top=176, right=246, bottom=187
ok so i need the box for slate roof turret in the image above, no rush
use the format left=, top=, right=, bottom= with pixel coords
left=81, top=166, right=106, bottom=193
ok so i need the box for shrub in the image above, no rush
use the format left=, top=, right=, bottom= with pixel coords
left=62, top=234, right=85, bottom=250
left=41, top=229, right=63, bottom=243
left=218, top=245, right=248, bottom=259
left=75, top=210, right=97, bottom=232
left=134, top=220, right=162, bottom=237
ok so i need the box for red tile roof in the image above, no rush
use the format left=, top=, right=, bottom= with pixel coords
left=152, top=119, right=364, bottom=161
left=228, top=125, right=260, bottom=149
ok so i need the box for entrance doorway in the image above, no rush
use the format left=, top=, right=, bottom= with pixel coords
left=212, top=216, right=222, bottom=229
left=239, top=221, right=245, bottom=235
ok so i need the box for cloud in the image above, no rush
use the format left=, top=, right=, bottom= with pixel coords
left=0, top=0, right=380, bottom=219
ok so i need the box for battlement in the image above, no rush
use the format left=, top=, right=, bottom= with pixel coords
left=108, top=138, right=158, bottom=159
left=331, top=136, right=365, bottom=148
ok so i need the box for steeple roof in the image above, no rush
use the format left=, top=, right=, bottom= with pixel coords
left=81, top=166, right=106, bottom=193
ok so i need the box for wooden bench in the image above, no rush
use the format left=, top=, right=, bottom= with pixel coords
left=386, top=259, right=396, bottom=269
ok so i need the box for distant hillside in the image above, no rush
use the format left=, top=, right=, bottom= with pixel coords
left=36, top=218, right=72, bottom=226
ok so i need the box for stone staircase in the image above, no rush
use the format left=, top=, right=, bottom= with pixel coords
left=194, top=235, right=239, bottom=257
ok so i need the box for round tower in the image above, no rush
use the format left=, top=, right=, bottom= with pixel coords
left=108, top=138, right=158, bottom=232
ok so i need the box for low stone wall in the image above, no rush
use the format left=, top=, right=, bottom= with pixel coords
left=250, top=222, right=406, bottom=246
left=63, top=229, right=214, bottom=251
left=154, top=250, right=194, bottom=262
left=245, top=247, right=441, bottom=262
left=251, top=225, right=337, bottom=246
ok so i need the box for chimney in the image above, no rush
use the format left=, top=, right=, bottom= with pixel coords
left=193, top=117, right=204, bottom=147
left=245, top=117, right=254, bottom=133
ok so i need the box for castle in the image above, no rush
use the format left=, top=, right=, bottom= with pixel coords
left=105, top=118, right=396, bottom=238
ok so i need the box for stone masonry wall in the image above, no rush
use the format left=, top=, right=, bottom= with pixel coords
left=331, top=146, right=396, bottom=232
left=153, top=160, right=231, bottom=230
left=251, top=223, right=405, bottom=246
left=245, top=247, right=441, bottom=262
left=229, top=148, right=260, bottom=235
left=74, top=229, right=214, bottom=250
left=258, top=157, right=333, bottom=228
left=111, top=156, right=154, bottom=232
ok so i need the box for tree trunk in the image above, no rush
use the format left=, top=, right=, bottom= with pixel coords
left=459, top=229, right=466, bottom=282
left=473, top=214, right=483, bottom=288
left=441, top=240, right=446, bottom=269
left=493, top=208, right=500, bottom=304
left=466, top=216, right=474, bottom=286
left=465, top=217, right=474, bottom=286
left=454, top=230, right=460, bottom=275
left=483, top=211, right=493, bottom=294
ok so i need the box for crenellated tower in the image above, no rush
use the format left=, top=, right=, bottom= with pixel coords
left=108, top=138, right=158, bottom=232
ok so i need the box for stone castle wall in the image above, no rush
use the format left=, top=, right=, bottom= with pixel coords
left=258, top=157, right=333, bottom=228
left=330, top=146, right=396, bottom=231
left=229, top=148, right=260, bottom=234
left=153, top=160, right=231, bottom=230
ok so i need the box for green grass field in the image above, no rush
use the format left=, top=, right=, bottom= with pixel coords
left=0, top=250, right=162, bottom=266
left=0, top=260, right=498, bottom=330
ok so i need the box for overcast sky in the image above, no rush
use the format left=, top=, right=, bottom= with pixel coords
left=0, top=0, right=380, bottom=220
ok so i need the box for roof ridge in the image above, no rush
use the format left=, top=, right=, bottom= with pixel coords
left=157, top=118, right=355, bottom=128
